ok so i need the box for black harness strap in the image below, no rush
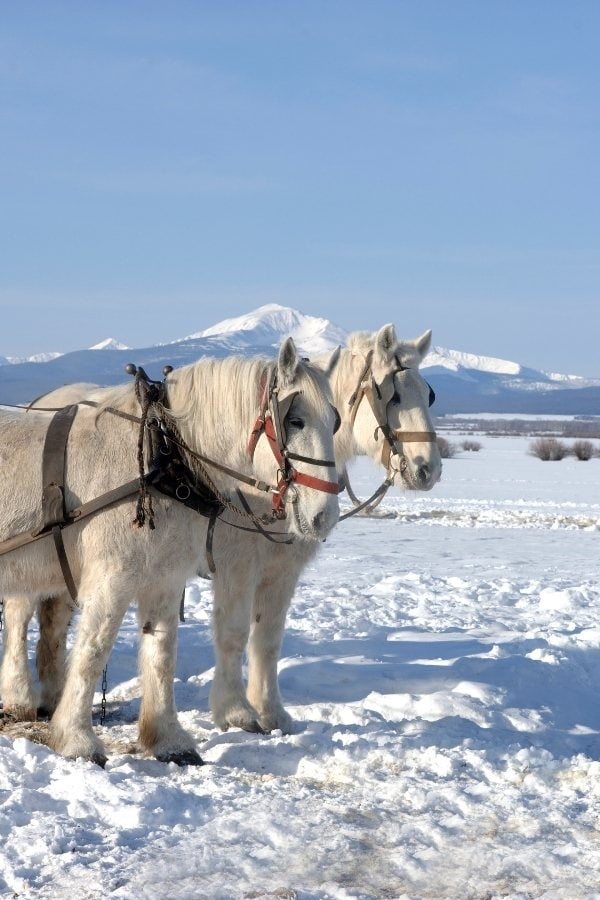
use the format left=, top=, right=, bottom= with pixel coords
left=205, top=507, right=220, bottom=575
left=338, top=473, right=394, bottom=520
left=234, top=489, right=294, bottom=546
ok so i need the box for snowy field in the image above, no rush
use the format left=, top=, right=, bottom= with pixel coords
left=2, top=433, right=600, bottom=899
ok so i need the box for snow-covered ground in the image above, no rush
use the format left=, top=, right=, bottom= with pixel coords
left=2, top=434, right=600, bottom=899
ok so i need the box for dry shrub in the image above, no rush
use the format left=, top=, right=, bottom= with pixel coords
left=437, top=436, right=457, bottom=459
left=572, top=440, right=595, bottom=461
left=529, top=437, right=568, bottom=461
left=461, top=440, right=482, bottom=452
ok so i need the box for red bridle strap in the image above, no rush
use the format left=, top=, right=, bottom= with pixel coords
left=247, top=370, right=271, bottom=459
left=248, top=369, right=340, bottom=518
left=264, top=416, right=340, bottom=518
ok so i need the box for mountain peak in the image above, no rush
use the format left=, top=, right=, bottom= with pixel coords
left=180, top=303, right=348, bottom=355
left=89, top=338, right=130, bottom=351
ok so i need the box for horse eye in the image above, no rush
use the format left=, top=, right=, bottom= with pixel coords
left=427, top=384, right=436, bottom=407
left=288, top=416, right=305, bottom=430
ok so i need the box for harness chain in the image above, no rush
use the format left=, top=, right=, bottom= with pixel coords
left=100, top=665, right=108, bottom=726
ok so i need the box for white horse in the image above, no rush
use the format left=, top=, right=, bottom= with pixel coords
left=210, top=324, right=440, bottom=732
left=1, top=324, right=440, bottom=738
left=0, top=339, right=340, bottom=764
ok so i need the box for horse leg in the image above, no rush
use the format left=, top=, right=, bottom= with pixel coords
left=210, top=569, right=263, bottom=733
left=36, top=593, right=72, bottom=718
left=246, top=571, right=298, bottom=734
left=49, top=583, right=129, bottom=766
left=137, top=586, right=203, bottom=765
left=0, top=595, right=39, bottom=721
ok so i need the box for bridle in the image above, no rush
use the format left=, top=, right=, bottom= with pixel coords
left=341, top=349, right=437, bottom=518
left=248, top=366, right=341, bottom=519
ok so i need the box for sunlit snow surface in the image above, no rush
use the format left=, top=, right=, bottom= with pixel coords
left=2, top=435, right=600, bottom=899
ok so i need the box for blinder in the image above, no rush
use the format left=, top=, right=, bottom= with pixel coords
left=272, top=389, right=300, bottom=448
left=388, top=379, right=436, bottom=409
left=275, top=392, right=341, bottom=446
left=332, top=405, right=341, bottom=434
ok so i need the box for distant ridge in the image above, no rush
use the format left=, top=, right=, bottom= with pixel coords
left=1, top=304, right=599, bottom=414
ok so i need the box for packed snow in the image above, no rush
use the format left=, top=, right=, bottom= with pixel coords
left=1, top=432, right=600, bottom=899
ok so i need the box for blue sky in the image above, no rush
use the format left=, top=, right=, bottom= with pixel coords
left=1, top=1, right=599, bottom=374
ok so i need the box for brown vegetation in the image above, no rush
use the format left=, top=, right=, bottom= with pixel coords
left=529, top=437, right=569, bottom=461
left=436, top=436, right=458, bottom=459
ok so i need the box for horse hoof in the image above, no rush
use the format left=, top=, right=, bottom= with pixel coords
left=1, top=705, right=37, bottom=723
left=157, top=749, right=204, bottom=767
left=90, top=751, right=108, bottom=768
left=36, top=706, right=53, bottom=721
left=221, top=718, right=266, bottom=734
left=245, top=721, right=266, bottom=735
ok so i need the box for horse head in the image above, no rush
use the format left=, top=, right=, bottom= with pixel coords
left=341, top=324, right=442, bottom=491
left=249, top=337, right=341, bottom=541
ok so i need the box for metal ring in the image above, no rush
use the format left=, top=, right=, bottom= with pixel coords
left=175, top=483, right=191, bottom=500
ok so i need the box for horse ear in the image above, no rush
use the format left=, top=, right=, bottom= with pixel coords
left=277, top=336, right=300, bottom=386
left=415, top=329, right=432, bottom=361
left=323, top=345, right=342, bottom=377
left=374, top=324, right=397, bottom=362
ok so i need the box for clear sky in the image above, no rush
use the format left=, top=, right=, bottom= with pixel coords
left=1, top=1, right=599, bottom=374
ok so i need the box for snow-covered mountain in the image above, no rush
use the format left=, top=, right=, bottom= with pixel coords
left=423, top=345, right=597, bottom=389
left=175, top=303, right=348, bottom=356
left=5, top=351, right=63, bottom=365
left=0, top=304, right=599, bottom=414
left=89, top=338, right=130, bottom=351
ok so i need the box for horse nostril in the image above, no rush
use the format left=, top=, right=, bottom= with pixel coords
left=312, top=511, right=325, bottom=532
left=418, top=464, right=430, bottom=484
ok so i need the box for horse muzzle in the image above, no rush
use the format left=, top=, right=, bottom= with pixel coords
left=391, top=453, right=442, bottom=491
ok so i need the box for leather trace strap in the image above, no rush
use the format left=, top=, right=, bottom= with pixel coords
left=248, top=367, right=340, bottom=519
left=34, top=404, right=80, bottom=602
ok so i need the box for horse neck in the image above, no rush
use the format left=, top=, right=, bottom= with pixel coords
left=166, top=356, right=267, bottom=486
left=315, top=346, right=368, bottom=470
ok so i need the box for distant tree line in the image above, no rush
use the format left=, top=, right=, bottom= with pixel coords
left=435, top=418, right=600, bottom=439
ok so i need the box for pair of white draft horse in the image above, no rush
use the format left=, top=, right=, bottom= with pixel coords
left=0, top=325, right=440, bottom=766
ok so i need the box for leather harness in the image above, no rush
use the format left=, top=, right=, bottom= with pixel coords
left=0, top=362, right=341, bottom=595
